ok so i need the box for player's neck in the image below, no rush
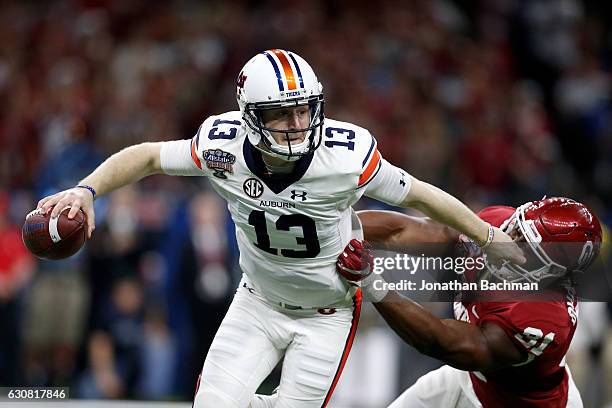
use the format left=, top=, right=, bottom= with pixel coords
left=261, top=153, right=296, bottom=175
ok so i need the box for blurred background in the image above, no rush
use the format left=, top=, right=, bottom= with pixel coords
left=0, top=0, right=611, bottom=406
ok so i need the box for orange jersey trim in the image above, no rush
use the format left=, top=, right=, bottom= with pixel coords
left=358, top=149, right=381, bottom=186
left=191, top=138, right=203, bottom=170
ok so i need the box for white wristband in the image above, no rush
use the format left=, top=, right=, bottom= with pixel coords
left=361, top=273, right=389, bottom=303
left=480, top=224, right=495, bottom=250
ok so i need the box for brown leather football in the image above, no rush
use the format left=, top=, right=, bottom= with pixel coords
left=22, top=206, right=87, bottom=260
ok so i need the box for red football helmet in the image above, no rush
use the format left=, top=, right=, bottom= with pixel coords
left=491, top=197, right=602, bottom=282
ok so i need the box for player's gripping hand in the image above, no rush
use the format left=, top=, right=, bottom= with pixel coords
left=336, top=239, right=374, bottom=282
left=37, top=187, right=95, bottom=238
left=482, top=226, right=526, bottom=267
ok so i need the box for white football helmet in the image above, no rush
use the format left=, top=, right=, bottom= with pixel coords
left=236, top=49, right=324, bottom=161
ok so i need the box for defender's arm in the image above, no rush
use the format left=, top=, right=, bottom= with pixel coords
left=374, top=291, right=525, bottom=371
left=357, top=210, right=459, bottom=256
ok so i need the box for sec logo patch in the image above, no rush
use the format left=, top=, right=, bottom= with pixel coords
left=243, top=178, right=264, bottom=198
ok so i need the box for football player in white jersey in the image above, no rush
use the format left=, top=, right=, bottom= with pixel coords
left=37, top=49, right=525, bottom=408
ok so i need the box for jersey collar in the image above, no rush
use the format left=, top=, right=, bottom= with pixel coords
left=243, top=138, right=314, bottom=194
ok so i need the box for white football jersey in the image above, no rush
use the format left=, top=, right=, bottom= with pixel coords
left=160, top=111, right=411, bottom=307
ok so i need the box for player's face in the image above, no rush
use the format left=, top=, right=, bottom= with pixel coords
left=509, top=229, right=524, bottom=242
left=507, top=228, right=565, bottom=277
left=260, top=105, right=310, bottom=146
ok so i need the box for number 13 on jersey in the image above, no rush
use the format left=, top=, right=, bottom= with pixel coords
left=248, top=210, right=321, bottom=258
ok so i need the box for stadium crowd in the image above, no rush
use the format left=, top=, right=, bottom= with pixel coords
left=0, top=0, right=610, bottom=406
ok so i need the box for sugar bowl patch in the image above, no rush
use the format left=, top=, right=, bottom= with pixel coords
left=203, top=149, right=236, bottom=179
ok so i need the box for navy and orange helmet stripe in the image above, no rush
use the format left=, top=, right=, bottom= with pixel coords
left=263, top=49, right=304, bottom=92
left=272, top=49, right=297, bottom=90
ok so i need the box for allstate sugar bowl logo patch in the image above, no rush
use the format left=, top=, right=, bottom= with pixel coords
left=203, top=149, right=236, bottom=179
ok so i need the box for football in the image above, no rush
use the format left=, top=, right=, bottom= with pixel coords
left=22, top=206, right=88, bottom=260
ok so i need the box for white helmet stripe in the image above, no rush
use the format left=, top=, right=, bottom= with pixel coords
left=262, top=51, right=284, bottom=91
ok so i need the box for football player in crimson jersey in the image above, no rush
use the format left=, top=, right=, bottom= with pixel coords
left=36, top=49, right=525, bottom=408
left=337, top=197, right=602, bottom=408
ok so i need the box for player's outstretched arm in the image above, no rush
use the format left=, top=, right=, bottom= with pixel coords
left=374, top=291, right=525, bottom=371
left=357, top=210, right=459, bottom=256
left=401, top=178, right=526, bottom=265
left=37, top=142, right=164, bottom=237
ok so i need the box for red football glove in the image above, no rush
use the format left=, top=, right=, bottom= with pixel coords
left=336, top=239, right=374, bottom=282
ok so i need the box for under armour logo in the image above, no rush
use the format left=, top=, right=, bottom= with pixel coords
left=399, top=171, right=407, bottom=187
left=237, top=72, right=247, bottom=89
left=291, top=190, right=307, bottom=201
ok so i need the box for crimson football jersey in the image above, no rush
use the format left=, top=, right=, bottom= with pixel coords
left=453, top=206, right=578, bottom=408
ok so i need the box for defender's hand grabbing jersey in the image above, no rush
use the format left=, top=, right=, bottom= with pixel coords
left=160, top=112, right=411, bottom=308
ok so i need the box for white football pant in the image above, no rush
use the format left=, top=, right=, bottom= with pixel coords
left=387, top=364, right=583, bottom=408
left=193, top=282, right=362, bottom=408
